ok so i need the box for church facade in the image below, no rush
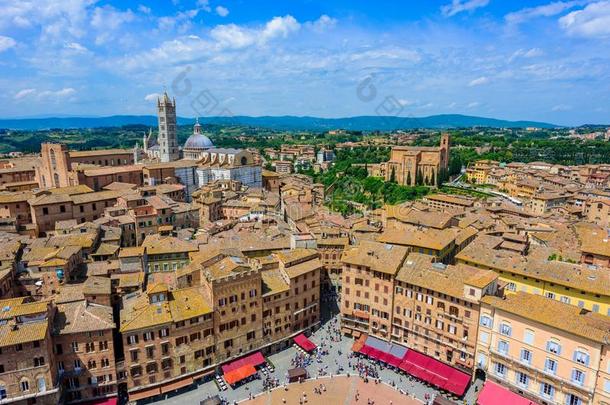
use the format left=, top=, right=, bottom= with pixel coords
left=369, top=134, right=450, bottom=186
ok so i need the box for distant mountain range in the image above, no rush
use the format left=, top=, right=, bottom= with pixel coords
left=0, top=114, right=559, bottom=131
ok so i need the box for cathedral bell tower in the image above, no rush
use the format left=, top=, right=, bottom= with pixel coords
left=157, top=91, right=179, bottom=162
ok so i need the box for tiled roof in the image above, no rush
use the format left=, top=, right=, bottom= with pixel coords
left=377, top=227, right=456, bottom=251
left=482, top=292, right=610, bottom=343
left=54, top=300, right=114, bottom=334
left=120, top=287, right=212, bottom=332
left=341, top=240, right=409, bottom=275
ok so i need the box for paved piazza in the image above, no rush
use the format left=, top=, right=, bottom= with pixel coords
left=145, top=300, right=481, bottom=405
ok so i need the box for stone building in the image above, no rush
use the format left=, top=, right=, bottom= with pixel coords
left=0, top=298, right=59, bottom=404
left=52, top=299, right=117, bottom=403
left=119, top=284, right=215, bottom=399
left=196, top=148, right=262, bottom=189
left=370, top=134, right=450, bottom=186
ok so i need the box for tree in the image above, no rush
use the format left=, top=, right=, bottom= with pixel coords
left=416, top=168, right=423, bottom=186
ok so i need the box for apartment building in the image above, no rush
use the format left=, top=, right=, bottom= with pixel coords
left=52, top=300, right=117, bottom=403
left=476, top=292, right=610, bottom=405
left=275, top=249, right=322, bottom=332
left=141, top=234, right=198, bottom=272
left=341, top=240, right=409, bottom=339
left=0, top=298, right=59, bottom=404
left=316, top=235, right=349, bottom=291
left=29, top=189, right=119, bottom=235
left=456, top=234, right=610, bottom=316
left=583, top=198, right=610, bottom=227
left=377, top=227, right=457, bottom=262
left=120, top=284, right=215, bottom=400
left=423, top=194, right=475, bottom=211
left=200, top=256, right=264, bottom=362
left=393, top=254, right=498, bottom=372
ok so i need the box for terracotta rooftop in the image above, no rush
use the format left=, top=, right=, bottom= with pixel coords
left=482, top=292, right=610, bottom=344
left=342, top=240, right=409, bottom=275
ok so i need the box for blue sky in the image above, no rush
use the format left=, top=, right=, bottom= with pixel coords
left=0, top=0, right=609, bottom=125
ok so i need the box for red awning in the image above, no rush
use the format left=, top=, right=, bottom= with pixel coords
left=398, top=350, right=471, bottom=396
left=224, top=364, right=257, bottom=385
left=387, top=356, right=402, bottom=368
left=294, top=333, right=317, bottom=352
left=221, top=352, right=266, bottom=374
left=477, top=381, right=536, bottom=405
left=360, top=345, right=372, bottom=356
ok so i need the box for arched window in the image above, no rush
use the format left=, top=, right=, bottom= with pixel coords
left=20, top=378, right=30, bottom=392
left=53, top=173, right=60, bottom=188
left=49, top=149, right=57, bottom=170
left=241, top=156, right=248, bottom=165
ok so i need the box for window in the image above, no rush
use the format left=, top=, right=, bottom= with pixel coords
left=0, top=385, right=6, bottom=399
left=20, top=380, right=29, bottom=392
left=560, top=296, right=571, bottom=304
left=571, top=369, right=585, bottom=386
left=71, top=342, right=79, bottom=352
left=520, top=349, right=532, bottom=364
left=523, top=329, right=534, bottom=345
left=604, top=379, right=610, bottom=394
left=545, top=358, right=558, bottom=374
left=540, top=382, right=554, bottom=399
left=566, top=394, right=582, bottom=405
left=479, top=315, right=492, bottom=328
left=499, top=323, right=512, bottom=337
left=592, top=304, right=600, bottom=313
left=573, top=350, right=589, bottom=366
left=546, top=340, right=561, bottom=355
left=506, top=282, right=516, bottom=292
left=494, top=362, right=506, bottom=378
left=516, top=372, right=529, bottom=387
left=497, top=340, right=509, bottom=355
left=128, top=335, right=138, bottom=345
left=545, top=292, right=555, bottom=299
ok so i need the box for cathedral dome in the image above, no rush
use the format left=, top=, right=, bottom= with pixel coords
left=184, top=133, right=214, bottom=149
left=183, top=118, right=214, bottom=150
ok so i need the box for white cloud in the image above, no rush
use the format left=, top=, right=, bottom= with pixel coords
left=441, top=0, right=490, bottom=17
left=138, top=5, right=151, bottom=14
left=509, top=47, right=544, bottom=61
left=468, top=76, right=490, bottom=86
left=261, top=15, right=301, bottom=41
left=144, top=93, right=161, bottom=101
left=209, top=15, right=300, bottom=49
left=14, top=88, right=36, bottom=100
left=0, top=35, right=16, bottom=52
left=158, top=9, right=199, bottom=32
left=14, top=87, right=76, bottom=101
left=309, top=15, right=337, bottom=32
left=467, top=101, right=480, bottom=108
left=552, top=104, right=572, bottom=111
left=505, top=1, right=583, bottom=25
left=91, top=6, right=135, bottom=44
left=215, top=6, right=229, bottom=17
left=210, top=24, right=256, bottom=48
left=559, top=1, right=610, bottom=37
left=196, top=0, right=211, bottom=12
left=64, top=42, right=88, bottom=53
